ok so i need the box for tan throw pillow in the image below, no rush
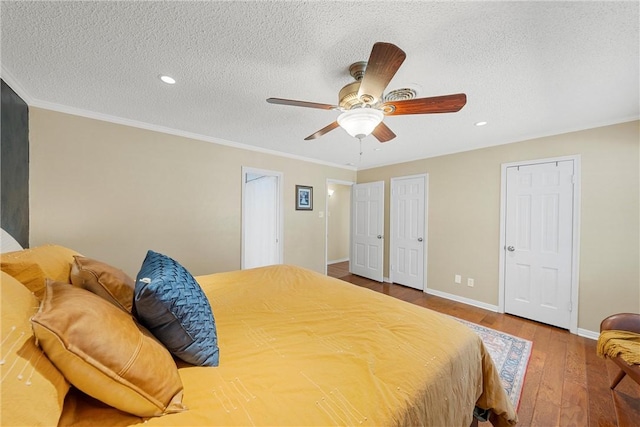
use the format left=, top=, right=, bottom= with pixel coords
left=0, top=244, right=79, bottom=297
left=1, top=272, right=70, bottom=426
left=70, top=256, right=135, bottom=313
left=31, top=280, right=187, bottom=417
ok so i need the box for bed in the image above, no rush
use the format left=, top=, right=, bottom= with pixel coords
left=1, top=244, right=517, bottom=427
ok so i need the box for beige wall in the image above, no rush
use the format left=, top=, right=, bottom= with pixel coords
left=28, top=107, right=638, bottom=333
left=358, top=121, right=639, bottom=333
left=29, top=108, right=355, bottom=277
left=327, top=184, right=351, bottom=263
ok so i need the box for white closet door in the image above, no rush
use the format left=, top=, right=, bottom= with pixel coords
left=504, top=161, right=574, bottom=329
left=351, top=181, right=384, bottom=282
left=242, top=168, right=282, bottom=269
left=390, top=175, right=426, bottom=290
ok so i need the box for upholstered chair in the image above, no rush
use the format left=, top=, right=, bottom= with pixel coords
left=599, top=313, right=640, bottom=389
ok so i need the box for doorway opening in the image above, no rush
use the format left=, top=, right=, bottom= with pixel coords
left=325, top=179, right=353, bottom=276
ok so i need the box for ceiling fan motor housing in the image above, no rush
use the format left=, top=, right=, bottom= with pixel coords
left=338, top=81, right=362, bottom=110
left=339, top=61, right=372, bottom=110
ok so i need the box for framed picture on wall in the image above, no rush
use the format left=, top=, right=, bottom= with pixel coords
left=295, top=185, right=313, bottom=210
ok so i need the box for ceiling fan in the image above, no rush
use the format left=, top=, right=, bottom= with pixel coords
left=267, top=42, right=467, bottom=143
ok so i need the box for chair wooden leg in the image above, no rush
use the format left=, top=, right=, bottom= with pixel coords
left=610, top=369, right=626, bottom=390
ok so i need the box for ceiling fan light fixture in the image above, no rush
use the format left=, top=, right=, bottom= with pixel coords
left=337, top=108, right=384, bottom=139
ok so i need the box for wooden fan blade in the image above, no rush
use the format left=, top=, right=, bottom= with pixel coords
left=267, top=98, right=339, bottom=110
left=357, top=42, right=406, bottom=105
left=372, top=122, right=396, bottom=143
left=383, top=93, right=467, bottom=116
left=304, top=121, right=340, bottom=140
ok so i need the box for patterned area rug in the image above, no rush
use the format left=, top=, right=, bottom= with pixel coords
left=456, top=319, right=532, bottom=409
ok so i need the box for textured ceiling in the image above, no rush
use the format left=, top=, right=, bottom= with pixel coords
left=1, top=1, right=638, bottom=170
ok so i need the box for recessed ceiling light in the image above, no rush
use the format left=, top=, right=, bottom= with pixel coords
left=475, top=121, right=487, bottom=127
left=159, top=75, right=176, bottom=84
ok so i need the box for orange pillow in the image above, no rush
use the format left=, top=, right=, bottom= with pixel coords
left=1, top=272, right=70, bottom=426
left=70, top=256, right=135, bottom=312
left=0, top=244, right=79, bottom=297
left=31, top=280, right=186, bottom=417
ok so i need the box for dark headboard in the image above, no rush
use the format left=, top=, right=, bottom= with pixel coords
left=1, top=79, right=29, bottom=248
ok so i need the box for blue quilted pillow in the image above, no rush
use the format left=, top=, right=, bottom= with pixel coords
left=134, top=250, right=219, bottom=366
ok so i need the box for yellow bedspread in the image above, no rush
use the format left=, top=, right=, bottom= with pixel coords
left=59, top=265, right=517, bottom=427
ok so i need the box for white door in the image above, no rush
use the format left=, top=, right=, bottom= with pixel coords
left=241, top=167, right=283, bottom=269
left=390, top=175, right=426, bottom=290
left=504, top=160, right=574, bottom=329
left=351, top=181, right=384, bottom=282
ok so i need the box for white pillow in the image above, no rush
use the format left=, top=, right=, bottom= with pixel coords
left=1, top=228, right=24, bottom=253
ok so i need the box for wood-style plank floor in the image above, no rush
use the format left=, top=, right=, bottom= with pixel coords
left=327, top=261, right=640, bottom=427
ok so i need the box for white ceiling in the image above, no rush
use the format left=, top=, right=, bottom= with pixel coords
left=1, top=1, right=638, bottom=170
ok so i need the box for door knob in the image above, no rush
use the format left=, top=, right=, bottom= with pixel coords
left=507, top=246, right=515, bottom=252
left=418, top=237, right=423, bottom=242
left=377, top=235, right=382, bottom=239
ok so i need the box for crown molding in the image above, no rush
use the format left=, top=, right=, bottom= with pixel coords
left=1, top=66, right=34, bottom=105
left=1, top=70, right=356, bottom=172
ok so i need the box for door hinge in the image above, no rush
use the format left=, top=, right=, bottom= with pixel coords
left=568, top=301, right=572, bottom=311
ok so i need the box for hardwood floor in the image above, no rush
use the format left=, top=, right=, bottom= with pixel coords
left=327, top=261, right=640, bottom=427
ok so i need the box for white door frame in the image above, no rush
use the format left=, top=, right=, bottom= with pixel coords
left=241, top=166, right=284, bottom=269
left=389, top=174, right=428, bottom=291
left=498, top=155, right=581, bottom=334
left=325, top=179, right=355, bottom=275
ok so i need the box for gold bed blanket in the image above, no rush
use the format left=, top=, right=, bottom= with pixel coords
left=59, top=265, right=516, bottom=427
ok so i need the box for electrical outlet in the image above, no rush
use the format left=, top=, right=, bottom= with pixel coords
left=454, top=274, right=461, bottom=284
left=467, top=278, right=475, bottom=287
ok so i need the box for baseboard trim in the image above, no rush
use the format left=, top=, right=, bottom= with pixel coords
left=328, top=258, right=349, bottom=265
left=424, top=288, right=499, bottom=313
left=425, top=288, right=599, bottom=338
left=577, top=328, right=599, bottom=340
